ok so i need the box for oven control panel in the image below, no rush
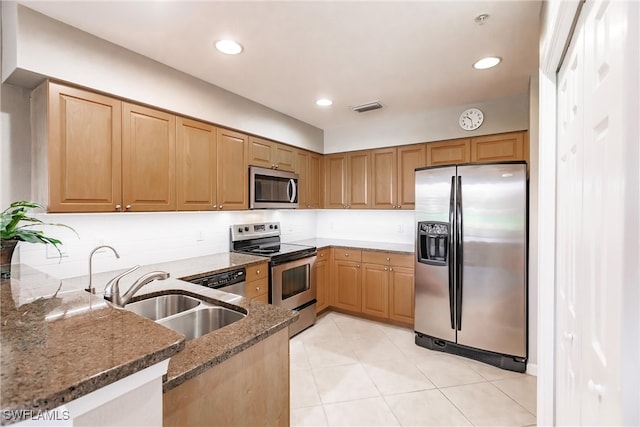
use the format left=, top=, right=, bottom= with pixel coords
left=231, top=222, right=280, bottom=241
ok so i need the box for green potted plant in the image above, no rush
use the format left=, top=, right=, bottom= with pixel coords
left=1, top=201, right=77, bottom=279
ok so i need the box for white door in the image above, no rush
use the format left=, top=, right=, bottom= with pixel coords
left=555, top=0, right=639, bottom=424
left=555, top=15, right=584, bottom=425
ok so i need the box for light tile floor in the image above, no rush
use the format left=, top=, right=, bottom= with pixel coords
left=290, top=312, right=537, bottom=427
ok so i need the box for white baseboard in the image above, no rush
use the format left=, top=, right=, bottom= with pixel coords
left=526, top=363, right=538, bottom=376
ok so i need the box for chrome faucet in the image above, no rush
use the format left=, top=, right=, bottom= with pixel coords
left=104, top=267, right=170, bottom=308
left=86, top=245, right=120, bottom=294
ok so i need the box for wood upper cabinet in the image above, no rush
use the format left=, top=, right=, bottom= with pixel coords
left=122, top=102, right=176, bottom=212
left=217, top=128, right=248, bottom=211
left=397, top=144, right=426, bottom=209
left=324, top=151, right=371, bottom=209
left=348, top=151, right=371, bottom=209
left=426, top=138, right=471, bottom=166
left=315, top=248, right=331, bottom=313
left=295, top=150, right=323, bottom=209
left=176, top=117, right=217, bottom=211
left=471, top=131, right=526, bottom=163
left=248, top=136, right=295, bottom=171
left=371, top=144, right=426, bottom=210
left=371, top=148, right=397, bottom=209
left=42, top=83, right=123, bottom=213
left=325, top=153, right=348, bottom=208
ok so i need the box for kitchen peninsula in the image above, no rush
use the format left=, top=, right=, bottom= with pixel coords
left=0, top=252, right=298, bottom=426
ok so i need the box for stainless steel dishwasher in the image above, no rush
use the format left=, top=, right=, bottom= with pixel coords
left=185, top=268, right=246, bottom=296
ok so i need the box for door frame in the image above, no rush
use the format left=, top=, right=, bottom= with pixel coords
left=537, top=1, right=582, bottom=425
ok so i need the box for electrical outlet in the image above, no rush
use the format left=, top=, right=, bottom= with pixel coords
left=46, top=244, right=68, bottom=259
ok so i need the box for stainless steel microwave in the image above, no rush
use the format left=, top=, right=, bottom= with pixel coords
left=249, top=166, right=299, bottom=209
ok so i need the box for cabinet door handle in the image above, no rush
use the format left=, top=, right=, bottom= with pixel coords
left=320, top=253, right=324, bottom=257
left=219, top=205, right=223, bottom=210
left=386, top=257, right=390, bottom=261
left=345, top=253, right=349, bottom=257
left=384, top=267, right=388, bottom=271
left=356, top=264, right=360, bottom=268
left=390, top=267, right=394, bottom=271
left=125, top=205, right=131, bottom=210
left=347, top=205, right=351, bottom=209
left=256, top=270, right=261, bottom=274
left=397, top=205, right=401, bottom=209
left=213, top=204, right=217, bottom=208
left=256, top=286, right=261, bottom=291
left=115, top=204, right=121, bottom=211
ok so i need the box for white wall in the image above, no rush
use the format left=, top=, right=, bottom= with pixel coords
left=324, top=93, right=529, bottom=153
left=317, top=210, right=414, bottom=244
left=18, top=210, right=317, bottom=279
left=2, top=4, right=323, bottom=153
left=0, top=83, right=31, bottom=208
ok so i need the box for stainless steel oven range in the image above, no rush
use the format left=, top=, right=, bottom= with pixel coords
left=230, top=222, right=317, bottom=336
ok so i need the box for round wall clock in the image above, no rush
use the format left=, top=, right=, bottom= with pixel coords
left=459, top=108, right=484, bottom=131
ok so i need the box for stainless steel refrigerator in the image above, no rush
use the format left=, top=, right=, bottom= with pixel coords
left=414, top=161, right=527, bottom=372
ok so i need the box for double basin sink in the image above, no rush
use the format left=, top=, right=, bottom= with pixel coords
left=125, top=294, right=246, bottom=341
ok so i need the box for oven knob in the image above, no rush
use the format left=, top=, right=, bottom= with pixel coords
left=274, top=224, right=278, bottom=229
left=269, top=224, right=274, bottom=229
left=238, top=227, right=243, bottom=233
left=244, top=226, right=249, bottom=231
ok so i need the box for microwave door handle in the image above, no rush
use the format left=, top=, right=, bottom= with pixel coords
left=288, top=179, right=297, bottom=203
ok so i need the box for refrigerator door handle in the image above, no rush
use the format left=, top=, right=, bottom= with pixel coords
left=448, top=176, right=456, bottom=329
left=456, top=175, right=463, bottom=331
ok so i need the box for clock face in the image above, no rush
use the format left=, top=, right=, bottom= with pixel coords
left=459, top=108, right=484, bottom=131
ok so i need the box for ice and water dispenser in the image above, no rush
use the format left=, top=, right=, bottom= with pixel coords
left=417, top=221, right=449, bottom=266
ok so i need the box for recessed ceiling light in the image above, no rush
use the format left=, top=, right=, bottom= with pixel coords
left=215, top=40, right=243, bottom=55
left=316, top=98, right=333, bottom=107
left=473, top=56, right=502, bottom=69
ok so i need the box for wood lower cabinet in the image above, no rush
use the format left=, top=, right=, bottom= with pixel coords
left=249, top=136, right=296, bottom=171
left=176, top=117, right=217, bottom=211
left=217, top=129, right=248, bottom=211
left=34, top=82, right=123, bottom=212
left=389, top=266, right=415, bottom=324
left=426, top=138, right=471, bottom=166
left=470, top=132, right=526, bottom=163
left=361, top=263, right=390, bottom=318
left=163, top=328, right=289, bottom=427
left=246, top=262, right=268, bottom=303
left=122, top=102, right=176, bottom=212
left=331, top=248, right=363, bottom=312
left=315, top=248, right=331, bottom=313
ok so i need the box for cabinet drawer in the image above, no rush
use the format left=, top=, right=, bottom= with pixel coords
left=362, top=251, right=414, bottom=268
left=332, top=248, right=362, bottom=262
left=246, top=263, right=268, bottom=281
left=246, top=278, right=268, bottom=299
left=317, top=248, right=331, bottom=260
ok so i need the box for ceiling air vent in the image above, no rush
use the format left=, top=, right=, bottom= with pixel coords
left=352, top=101, right=383, bottom=113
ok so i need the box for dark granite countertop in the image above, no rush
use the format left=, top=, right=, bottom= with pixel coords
left=290, top=238, right=415, bottom=254
left=0, top=266, right=184, bottom=425
left=0, top=252, right=299, bottom=422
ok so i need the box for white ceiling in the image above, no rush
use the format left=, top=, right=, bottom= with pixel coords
left=20, top=1, right=541, bottom=131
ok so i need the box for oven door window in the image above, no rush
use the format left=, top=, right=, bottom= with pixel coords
left=281, top=264, right=310, bottom=300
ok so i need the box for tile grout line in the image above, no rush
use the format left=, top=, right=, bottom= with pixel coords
left=488, top=380, right=537, bottom=418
